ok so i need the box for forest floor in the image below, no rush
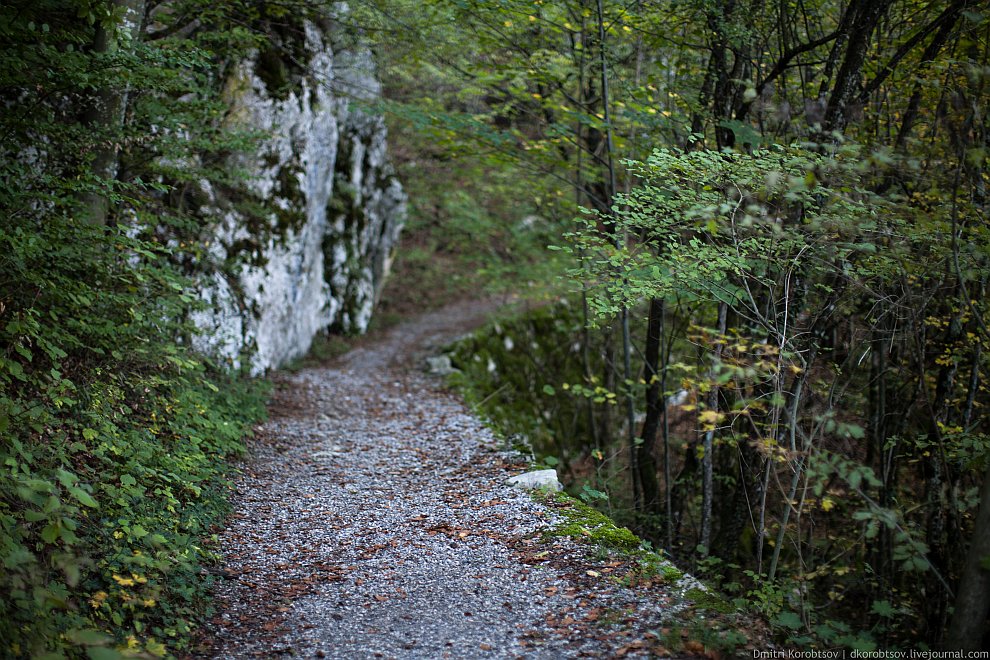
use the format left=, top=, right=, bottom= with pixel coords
left=191, top=298, right=769, bottom=659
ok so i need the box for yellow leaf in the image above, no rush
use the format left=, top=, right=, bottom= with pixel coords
left=146, top=640, right=167, bottom=657
left=699, top=410, right=722, bottom=425
left=821, top=497, right=835, bottom=512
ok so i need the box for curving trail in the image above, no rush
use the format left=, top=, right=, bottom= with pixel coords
left=194, top=300, right=745, bottom=659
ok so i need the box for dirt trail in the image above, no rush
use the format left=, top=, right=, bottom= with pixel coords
left=195, top=300, right=753, bottom=659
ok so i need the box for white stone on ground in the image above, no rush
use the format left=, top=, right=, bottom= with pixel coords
left=506, top=469, right=563, bottom=492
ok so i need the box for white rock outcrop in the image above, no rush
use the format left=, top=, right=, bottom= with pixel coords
left=189, top=18, right=405, bottom=374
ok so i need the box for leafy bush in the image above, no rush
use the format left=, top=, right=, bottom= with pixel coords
left=0, top=3, right=272, bottom=656
left=0, top=218, right=268, bottom=658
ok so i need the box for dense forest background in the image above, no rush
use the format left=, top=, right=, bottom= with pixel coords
left=361, top=0, right=990, bottom=651
left=1, top=0, right=988, bottom=656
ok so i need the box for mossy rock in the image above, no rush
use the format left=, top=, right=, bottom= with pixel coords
left=625, top=554, right=686, bottom=583
left=542, top=492, right=641, bottom=551
left=685, top=587, right=736, bottom=614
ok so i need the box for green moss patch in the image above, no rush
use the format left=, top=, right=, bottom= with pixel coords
left=685, top=587, right=736, bottom=614
left=541, top=492, right=641, bottom=551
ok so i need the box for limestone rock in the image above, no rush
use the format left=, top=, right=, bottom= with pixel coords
left=189, top=14, right=405, bottom=375
left=426, top=355, right=459, bottom=376
left=506, top=469, right=563, bottom=492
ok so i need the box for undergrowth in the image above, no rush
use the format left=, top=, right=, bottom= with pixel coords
left=0, top=219, right=268, bottom=658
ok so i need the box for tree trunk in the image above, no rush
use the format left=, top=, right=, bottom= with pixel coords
left=80, top=0, right=146, bottom=225
left=823, top=0, right=892, bottom=133
left=637, top=296, right=666, bottom=523
left=945, top=464, right=990, bottom=650
left=700, top=302, right=727, bottom=554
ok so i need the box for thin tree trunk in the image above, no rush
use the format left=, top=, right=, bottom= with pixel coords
left=80, top=0, right=146, bottom=225
left=823, top=0, right=892, bottom=133
left=700, top=302, right=727, bottom=554
left=594, top=0, right=638, bottom=509
left=661, top=300, right=675, bottom=550
left=638, top=296, right=665, bottom=521
left=768, top=345, right=815, bottom=582
left=894, top=7, right=962, bottom=149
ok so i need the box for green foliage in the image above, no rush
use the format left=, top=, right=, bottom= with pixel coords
left=562, top=144, right=887, bottom=318
left=376, top=107, right=574, bottom=310
left=372, top=0, right=990, bottom=650
left=0, top=1, right=274, bottom=656
left=447, top=301, right=604, bottom=461
left=0, top=218, right=269, bottom=658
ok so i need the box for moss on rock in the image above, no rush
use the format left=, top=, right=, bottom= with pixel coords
left=542, top=491, right=641, bottom=551
left=685, top=587, right=736, bottom=614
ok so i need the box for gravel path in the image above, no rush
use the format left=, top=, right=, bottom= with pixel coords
left=194, top=300, right=757, bottom=659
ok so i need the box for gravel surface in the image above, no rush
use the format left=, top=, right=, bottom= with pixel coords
left=194, top=300, right=758, bottom=659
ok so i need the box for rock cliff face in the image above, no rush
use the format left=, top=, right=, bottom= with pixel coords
left=189, top=20, right=405, bottom=375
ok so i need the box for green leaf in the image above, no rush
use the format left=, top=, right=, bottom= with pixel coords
left=41, top=522, right=60, bottom=544
left=67, top=629, right=110, bottom=645
left=869, top=600, right=895, bottom=618
left=56, top=468, right=77, bottom=488
left=69, top=486, right=99, bottom=508
left=542, top=384, right=556, bottom=395
left=773, top=610, right=803, bottom=630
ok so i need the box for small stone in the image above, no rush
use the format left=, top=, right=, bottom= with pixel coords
left=426, top=355, right=459, bottom=375
left=505, top=469, right=563, bottom=492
